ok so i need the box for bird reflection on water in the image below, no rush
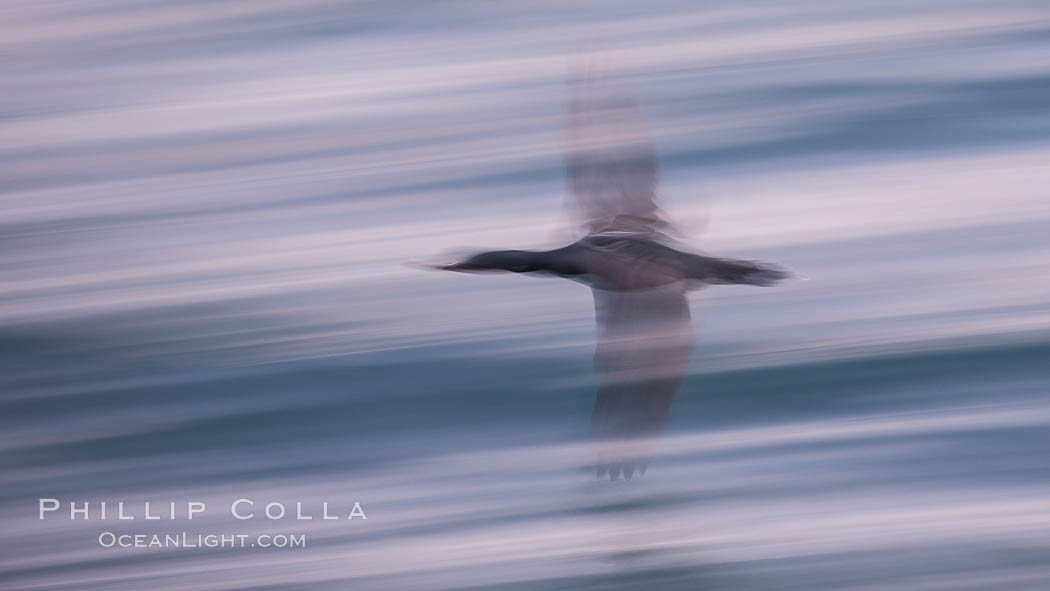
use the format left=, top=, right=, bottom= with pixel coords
left=438, top=59, right=791, bottom=479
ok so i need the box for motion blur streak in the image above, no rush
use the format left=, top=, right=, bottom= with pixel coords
left=2, top=0, right=1050, bottom=589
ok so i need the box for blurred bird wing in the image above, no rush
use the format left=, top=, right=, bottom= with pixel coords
left=590, top=284, right=694, bottom=476
left=565, top=63, right=664, bottom=234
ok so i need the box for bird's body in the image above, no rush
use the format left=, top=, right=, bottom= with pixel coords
left=451, top=233, right=787, bottom=290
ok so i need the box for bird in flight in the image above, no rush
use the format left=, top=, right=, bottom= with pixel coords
left=437, top=59, right=791, bottom=480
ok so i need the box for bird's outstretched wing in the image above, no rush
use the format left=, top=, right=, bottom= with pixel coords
left=565, top=58, right=669, bottom=235
left=590, top=282, right=694, bottom=480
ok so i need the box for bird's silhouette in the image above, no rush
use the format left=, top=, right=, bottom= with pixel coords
left=440, top=59, right=790, bottom=480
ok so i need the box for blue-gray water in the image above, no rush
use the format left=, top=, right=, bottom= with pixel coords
left=3, top=1, right=1050, bottom=589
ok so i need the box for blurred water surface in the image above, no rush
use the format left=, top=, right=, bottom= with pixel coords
left=3, top=0, right=1050, bottom=589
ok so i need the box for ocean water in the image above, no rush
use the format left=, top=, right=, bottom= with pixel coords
left=3, top=0, right=1050, bottom=589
